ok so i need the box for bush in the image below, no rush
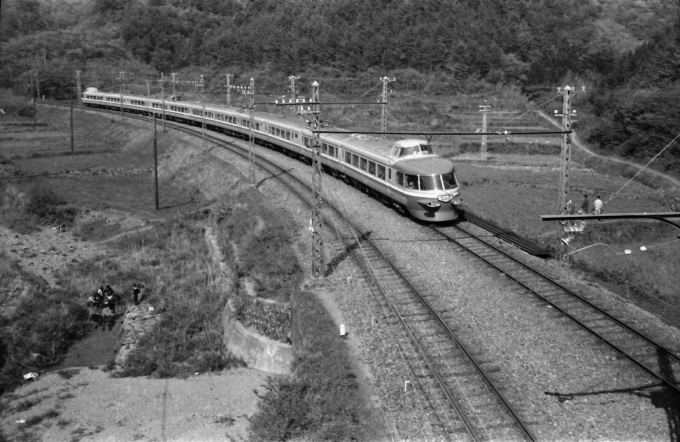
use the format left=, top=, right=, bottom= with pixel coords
left=25, top=186, right=78, bottom=226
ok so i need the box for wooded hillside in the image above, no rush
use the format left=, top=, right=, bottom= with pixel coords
left=1, top=0, right=679, bottom=173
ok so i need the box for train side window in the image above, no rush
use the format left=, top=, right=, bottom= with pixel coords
left=286, top=131, right=291, bottom=140
left=388, top=169, right=392, bottom=180
left=360, top=158, right=367, bottom=171
left=352, top=154, right=359, bottom=167
left=322, top=143, right=328, bottom=154
left=368, top=161, right=376, bottom=175
left=396, top=171, right=404, bottom=186
left=377, top=165, right=385, bottom=180
left=329, top=145, right=336, bottom=157
left=345, top=151, right=351, bottom=163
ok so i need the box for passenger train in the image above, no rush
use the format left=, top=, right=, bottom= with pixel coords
left=81, top=87, right=462, bottom=221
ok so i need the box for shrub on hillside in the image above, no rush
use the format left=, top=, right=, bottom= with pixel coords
left=26, top=186, right=77, bottom=226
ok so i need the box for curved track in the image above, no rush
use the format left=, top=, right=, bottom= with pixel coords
left=52, top=104, right=537, bottom=441
left=431, top=221, right=680, bottom=395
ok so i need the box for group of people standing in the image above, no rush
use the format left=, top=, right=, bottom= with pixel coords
left=561, top=194, right=605, bottom=246
left=86, top=283, right=144, bottom=330
left=571, top=194, right=604, bottom=215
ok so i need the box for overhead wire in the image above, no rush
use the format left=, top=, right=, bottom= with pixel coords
left=605, top=131, right=680, bottom=205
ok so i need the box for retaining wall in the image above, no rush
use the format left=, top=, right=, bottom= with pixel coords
left=204, top=226, right=294, bottom=375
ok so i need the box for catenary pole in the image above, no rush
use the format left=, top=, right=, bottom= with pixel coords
left=225, top=74, right=233, bottom=106
left=244, top=78, right=256, bottom=185
left=556, top=85, right=574, bottom=259
left=380, top=76, right=395, bottom=139
left=289, top=75, right=300, bottom=118
left=479, top=103, right=490, bottom=161
left=310, top=81, right=325, bottom=277
left=154, top=115, right=159, bottom=211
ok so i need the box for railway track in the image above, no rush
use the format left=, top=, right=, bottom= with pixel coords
left=48, top=103, right=537, bottom=441
left=431, top=222, right=680, bottom=395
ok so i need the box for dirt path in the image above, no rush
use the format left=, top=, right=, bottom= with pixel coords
left=537, top=110, right=680, bottom=190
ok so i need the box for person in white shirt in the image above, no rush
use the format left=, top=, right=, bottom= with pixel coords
left=593, top=196, right=604, bottom=215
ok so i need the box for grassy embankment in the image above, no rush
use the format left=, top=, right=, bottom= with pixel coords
left=0, top=103, right=377, bottom=441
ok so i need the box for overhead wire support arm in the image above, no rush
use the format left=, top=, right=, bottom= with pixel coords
left=271, top=101, right=386, bottom=106
left=541, top=213, right=680, bottom=231
left=311, top=130, right=572, bottom=136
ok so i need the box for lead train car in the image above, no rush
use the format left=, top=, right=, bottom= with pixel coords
left=82, top=88, right=462, bottom=221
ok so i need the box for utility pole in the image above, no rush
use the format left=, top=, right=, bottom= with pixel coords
left=556, top=85, right=575, bottom=259
left=225, top=74, right=233, bottom=106
left=171, top=73, right=178, bottom=98
left=70, top=87, right=74, bottom=154
left=380, top=76, right=396, bottom=139
left=245, top=78, right=256, bottom=185
left=154, top=115, right=159, bottom=211
left=76, top=70, right=81, bottom=108
left=159, top=73, right=166, bottom=130
left=200, top=75, right=207, bottom=149
left=118, top=71, right=126, bottom=119
left=146, top=79, right=151, bottom=98
left=35, top=70, right=40, bottom=102
left=301, top=81, right=325, bottom=278
left=289, top=75, right=300, bottom=118
left=479, top=103, right=490, bottom=161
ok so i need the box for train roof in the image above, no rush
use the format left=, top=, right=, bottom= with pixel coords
left=399, top=157, right=455, bottom=175
left=86, top=91, right=444, bottom=164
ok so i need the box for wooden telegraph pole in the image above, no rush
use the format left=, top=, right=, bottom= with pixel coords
left=556, top=85, right=575, bottom=259
left=160, top=73, right=167, bottom=131
left=76, top=70, right=82, bottom=108
left=380, top=76, right=395, bottom=139
left=479, top=103, right=490, bottom=161
left=146, top=79, right=151, bottom=98
left=70, top=86, right=74, bottom=154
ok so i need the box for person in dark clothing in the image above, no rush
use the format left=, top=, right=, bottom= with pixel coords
left=580, top=194, right=590, bottom=214
left=132, top=283, right=141, bottom=305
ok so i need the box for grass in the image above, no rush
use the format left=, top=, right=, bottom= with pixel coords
left=249, top=289, right=372, bottom=442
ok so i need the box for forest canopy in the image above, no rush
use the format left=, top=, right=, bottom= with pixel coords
left=1, top=0, right=680, bottom=173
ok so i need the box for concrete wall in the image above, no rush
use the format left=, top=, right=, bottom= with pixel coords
left=204, top=226, right=294, bottom=375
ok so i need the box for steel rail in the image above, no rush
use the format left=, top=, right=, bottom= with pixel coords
left=63, top=101, right=538, bottom=441
left=433, top=223, right=680, bottom=395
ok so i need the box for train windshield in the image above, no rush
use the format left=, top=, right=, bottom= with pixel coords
left=419, top=175, right=442, bottom=190
left=412, top=173, right=458, bottom=191
left=441, top=172, right=458, bottom=190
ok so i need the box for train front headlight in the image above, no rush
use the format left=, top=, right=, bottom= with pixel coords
left=437, top=194, right=454, bottom=203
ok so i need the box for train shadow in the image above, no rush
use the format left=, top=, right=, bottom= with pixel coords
left=325, top=231, right=373, bottom=278
left=545, top=348, right=679, bottom=441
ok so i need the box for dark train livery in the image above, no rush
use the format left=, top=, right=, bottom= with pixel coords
left=82, top=88, right=461, bottom=221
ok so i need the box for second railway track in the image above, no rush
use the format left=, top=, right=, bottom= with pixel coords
left=431, top=221, right=680, bottom=395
